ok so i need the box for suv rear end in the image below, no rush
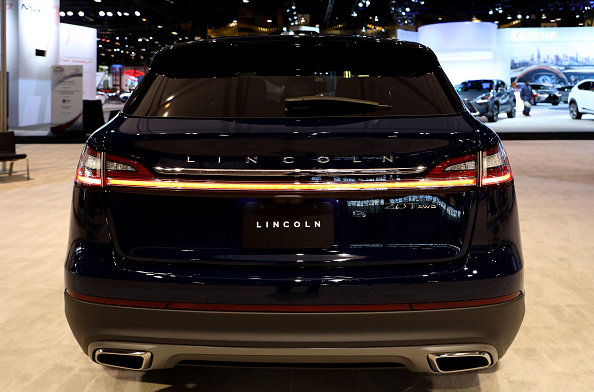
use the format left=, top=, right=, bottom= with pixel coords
left=64, top=35, right=524, bottom=373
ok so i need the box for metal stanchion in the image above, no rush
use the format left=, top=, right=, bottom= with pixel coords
left=1, top=0, right=7, bottom=174
left=1, top=0, right=7, bottom=134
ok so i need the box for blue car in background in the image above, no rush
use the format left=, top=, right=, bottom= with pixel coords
left=65, top=35, right=524, bottom=374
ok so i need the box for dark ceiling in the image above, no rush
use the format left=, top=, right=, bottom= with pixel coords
left=58, top=0, right=594, bottom=66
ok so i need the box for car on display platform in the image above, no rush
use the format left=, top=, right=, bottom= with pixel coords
left=529, top=83, right=561, bottom=105
left=64, top=35, right=524, bottom=374
left=568, top=79, right=594, bottom=119
left=555, top=85, right=573, bottom=104
left=456, top=79, right=516, bottom=122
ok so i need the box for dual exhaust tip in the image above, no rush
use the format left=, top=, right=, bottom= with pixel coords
left=428, top=351, right=493, bottom=373
left=94, top=348, right=492, bottom=373
left=94, top=349, right=152, bottom=370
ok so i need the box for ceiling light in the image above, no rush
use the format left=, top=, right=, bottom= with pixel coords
left=99, top=11, right=105, bottom=16
left=106, top=11, right=113, bottom=16
left=135, top=11, right=140, bottom=16
left=66, top=11, right=73, bottom=16
left=59, top=11, right=65, bottom=17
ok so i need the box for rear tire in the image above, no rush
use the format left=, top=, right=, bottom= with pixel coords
left=569, top=102, right=582, bottom=119
left=507, top=104, right=516, bottom=118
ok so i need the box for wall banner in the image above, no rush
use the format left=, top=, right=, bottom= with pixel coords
left=51, top=65, right=83, bottom=132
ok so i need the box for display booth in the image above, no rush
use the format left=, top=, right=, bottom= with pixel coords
left=6, top=0, right=96, bottom=133
left=399, top=23, right=594, bottom=86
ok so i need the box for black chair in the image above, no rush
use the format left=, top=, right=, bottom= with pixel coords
left=0, top=131, right=30, bottom=180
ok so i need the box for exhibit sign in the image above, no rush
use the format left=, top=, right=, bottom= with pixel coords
left=59, top=23, right=97, bottom=101
left=51, top=65, right=83, bottom=132
left=502, top=27, right=594, bottom=85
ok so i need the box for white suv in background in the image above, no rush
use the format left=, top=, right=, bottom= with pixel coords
left=568, top=79, right=594, bottom=119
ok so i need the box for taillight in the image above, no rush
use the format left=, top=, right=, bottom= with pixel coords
left=426, top=143, right=512, bottom=188
left=426, top=153, right=477, bottom=182
left=75, top=148, right=153, bottom=187
left=76, top=146, right=511, bottom=191
left=481, top=143, right=513, bottom=187
left=105, top=154, right=153, bottom=180
left=75, top=147, right=102, bottom=187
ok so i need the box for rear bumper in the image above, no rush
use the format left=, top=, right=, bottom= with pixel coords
left=65, top=291, right=524, bottom=372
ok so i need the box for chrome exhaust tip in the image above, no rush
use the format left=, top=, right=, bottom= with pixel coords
left=428, top=351, right=493, bottom=373
left=94, top=348, right=153, bottom=370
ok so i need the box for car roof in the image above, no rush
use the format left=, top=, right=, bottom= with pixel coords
left=148, top=35, right=440, bottom=78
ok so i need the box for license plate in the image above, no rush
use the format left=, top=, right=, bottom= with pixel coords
left=243, top=202, right=334, bottom=249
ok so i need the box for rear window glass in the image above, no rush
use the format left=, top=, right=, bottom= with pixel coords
left=458, top=81, right=493, bottom=92
left=124, top=38, right=463, bottom=119
left=126, top=73, right=460, bottom=118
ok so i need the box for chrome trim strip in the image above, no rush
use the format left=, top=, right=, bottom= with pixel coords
left=153, top=167, right=426, bottom=177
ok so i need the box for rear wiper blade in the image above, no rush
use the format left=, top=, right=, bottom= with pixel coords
left=284, top=96, right=392, bottom=116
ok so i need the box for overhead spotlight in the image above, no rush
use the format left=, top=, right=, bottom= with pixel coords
left=78, top=11, right=84, bottom=17
left=517, top=14, right=522, bottom=19
left=99, top=11, right=105, bottom=16
left=117, top=11, right=122, bottom=16
left=489, top=9, right=493, bottom=15
left=106, top=11, right=113, bottom=16
left=66, top=11, right=73, bottom=16
left=59, top=11, right=65, bottom=17
left=123, top=12, right=129, bottom=16
left=135, top=11, right=140, bottom=16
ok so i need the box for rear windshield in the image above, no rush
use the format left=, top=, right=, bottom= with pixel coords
left=458, top=81, right=493, bottom=92
left=124, top=38, right=463, bottom=119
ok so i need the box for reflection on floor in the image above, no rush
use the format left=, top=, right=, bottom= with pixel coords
left=1, top=141, right=593, bottom=392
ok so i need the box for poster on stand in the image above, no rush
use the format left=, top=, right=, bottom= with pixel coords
left=51, top=65, right=83, bottom=132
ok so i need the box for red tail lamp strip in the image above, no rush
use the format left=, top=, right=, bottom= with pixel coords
left=481, top=170, right=513, bottom=186
left=105, top=177, right=476, bottom=191
left=66, top=290, right=521, bottom=312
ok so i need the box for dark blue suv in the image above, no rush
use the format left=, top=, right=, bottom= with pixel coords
left=64, top=35, right=524, bottom=374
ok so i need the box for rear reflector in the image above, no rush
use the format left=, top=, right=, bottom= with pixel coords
left=66, top=290, right=521, bottom=312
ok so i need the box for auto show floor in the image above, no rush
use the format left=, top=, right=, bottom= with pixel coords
left=1, top=140, right=593, bottom=392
